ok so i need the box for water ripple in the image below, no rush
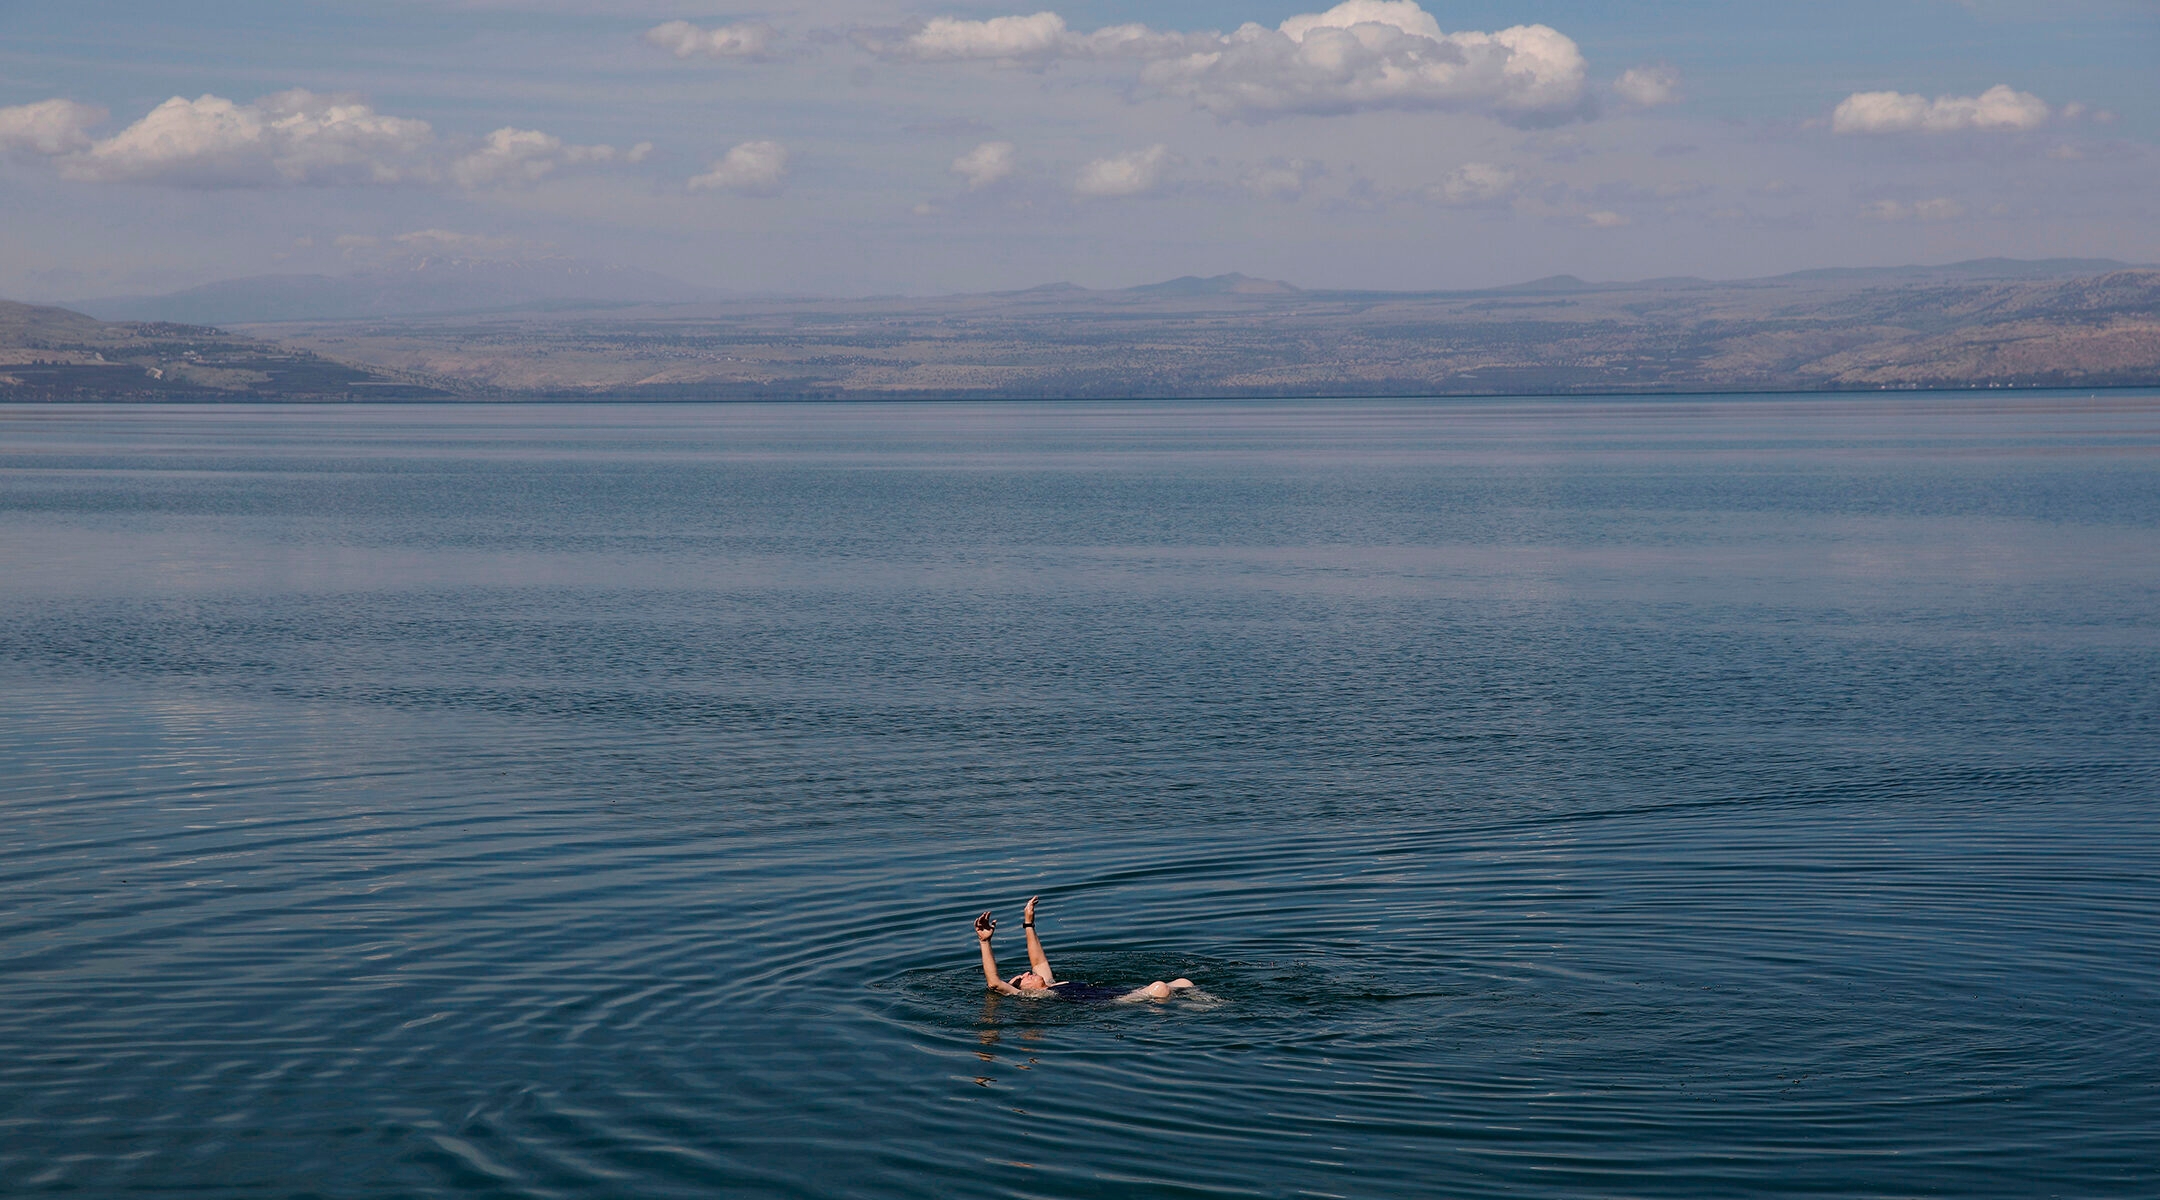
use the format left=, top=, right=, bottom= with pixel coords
left=3, top=397, right=2157, bottom=1197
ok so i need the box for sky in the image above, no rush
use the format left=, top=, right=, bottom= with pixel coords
left=1, top=0, right=2155, bottom=299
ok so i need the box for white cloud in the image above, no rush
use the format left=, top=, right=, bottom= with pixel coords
left=1145, top=9, right=1586, bottom=122
left=1277, top=0, right=1432, bottom=42
left=450, top=127, right=647, bottom=189
left=1585, top=209, right=1629, bottom=228
left=1832, top=85, right=2050, bottom=134
left=1863, top=197, right=1966, bottom=221
left=866, top=2, right=1588, bottom=123
left=951, top=141, right=1016, bottom=188
left=690, top=140, right=789, bottom=195
left=1242, top=157, right=1323, bottom=200
left=1074, top=144, right=1169, bottom=197
left=879, top=12, right=1068, bottom=62
left=29, top=91, right=643, bottom=190
left=0, top=98, right=107, bottom=156
left=1614, top=65, right=1680, bottom=107
left=1434, top=161, right=1517, bottom=204
left=644, top=20, right=776, bottom=59
left=862, top=12, right=1201, bottom=64
left=61, top=91, right=435, bottom=187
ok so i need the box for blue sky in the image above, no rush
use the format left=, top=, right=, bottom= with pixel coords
left=2, top=0, right=2154, bottom=299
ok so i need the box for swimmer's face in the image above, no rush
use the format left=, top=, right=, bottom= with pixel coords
left=1014, top=972, right=1049, bottom=990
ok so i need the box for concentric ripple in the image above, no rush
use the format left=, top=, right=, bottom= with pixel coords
left=2, top=396, right=2157, bottom=1198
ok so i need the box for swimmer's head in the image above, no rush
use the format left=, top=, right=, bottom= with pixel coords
left=1012, top=972, right=1049, bottom=991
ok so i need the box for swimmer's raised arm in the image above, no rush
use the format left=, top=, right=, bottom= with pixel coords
left=1021, top=895, right=1056, bottom=985
left=976, top=913, right=1021, bottom=995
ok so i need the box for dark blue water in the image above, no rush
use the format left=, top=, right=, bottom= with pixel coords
left=2, top=396, right=2155, bottom=1198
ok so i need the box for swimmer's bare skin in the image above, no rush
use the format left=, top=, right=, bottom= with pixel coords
left=975, top=912, right=1030, bottom=996
left=975, top=897, right=1195, bottom=1001
left=1021, top=895, right=1056, bottom=985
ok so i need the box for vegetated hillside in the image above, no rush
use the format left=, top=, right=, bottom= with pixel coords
left=0, top=301, right=447, bottom=400
left=236, top=264, right=2160, bottom=399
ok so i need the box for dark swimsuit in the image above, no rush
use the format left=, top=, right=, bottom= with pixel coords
left=1012, top=978, right=1127, bottom=1001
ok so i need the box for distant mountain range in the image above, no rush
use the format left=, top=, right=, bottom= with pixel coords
left=1008, top=260, right=2145, bottom=301
left=232, top=258, right=2160, bottom=398
left=1767, top=257, right=2139, bottom=284
left=73, top=257, right=2149, bottom=328
left=77, top=256, right=714, bottom=325
left=7, top=258, right=2157, bottom=400
left=1125, top=273, right=1305, bottom=297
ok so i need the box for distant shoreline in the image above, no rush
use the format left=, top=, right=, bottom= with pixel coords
left=8, top=384, right=2156, bottom=407
left=9, top=262, right=2159, bottom=403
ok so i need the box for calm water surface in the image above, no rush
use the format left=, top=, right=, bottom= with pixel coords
left=1, top=396, right=2155, bottom=1198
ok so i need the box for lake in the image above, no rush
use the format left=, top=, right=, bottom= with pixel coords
left=2, top=395, right=2155, bottom=1198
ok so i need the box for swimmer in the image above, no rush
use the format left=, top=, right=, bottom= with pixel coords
left=974, top=895, right=1195, bottom=1001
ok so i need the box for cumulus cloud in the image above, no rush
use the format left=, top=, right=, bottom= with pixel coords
left=60, top=91, right=435, bottom=187
left=861, top=12, right=1201, bottom=64
left=10, top=90, right=643, bottom=191
left=0, top=98, right=107, bottom=156
left=865, top=2, right=1588, bottom=123
left=1863, top=197, right=1966, bottom=221
left=451, top=127, right=648, bottom=189
left=1148, top=8, right=1586, bottom=122
left=1614, top=65, right=1680, bottom=107
left=690, top=140, right=789, bottom=195
left=951, top=140, right=1016, bottom=188
left=1585, top=209, right=1629, bottom=228
left=1074, top=144, right=1169, bottom=197
left=1833, top=85, right=2050, bottom=134
left=1433, top=160, right=1517, bottom=204
left=875, top=12, right=1067, bottom=62
left=644, top=20, right=776, bottom=60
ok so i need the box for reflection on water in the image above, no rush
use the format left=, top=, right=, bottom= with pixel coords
left=2, top=396, right=2157, bottom=1198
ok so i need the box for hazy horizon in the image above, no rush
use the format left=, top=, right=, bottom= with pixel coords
left=43, top=254, right=2160, bottom=313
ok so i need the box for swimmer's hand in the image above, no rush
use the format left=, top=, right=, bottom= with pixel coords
left=974, top=912, right=996, bottom=942
left=1023, top=895, right=1039, bottom=925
